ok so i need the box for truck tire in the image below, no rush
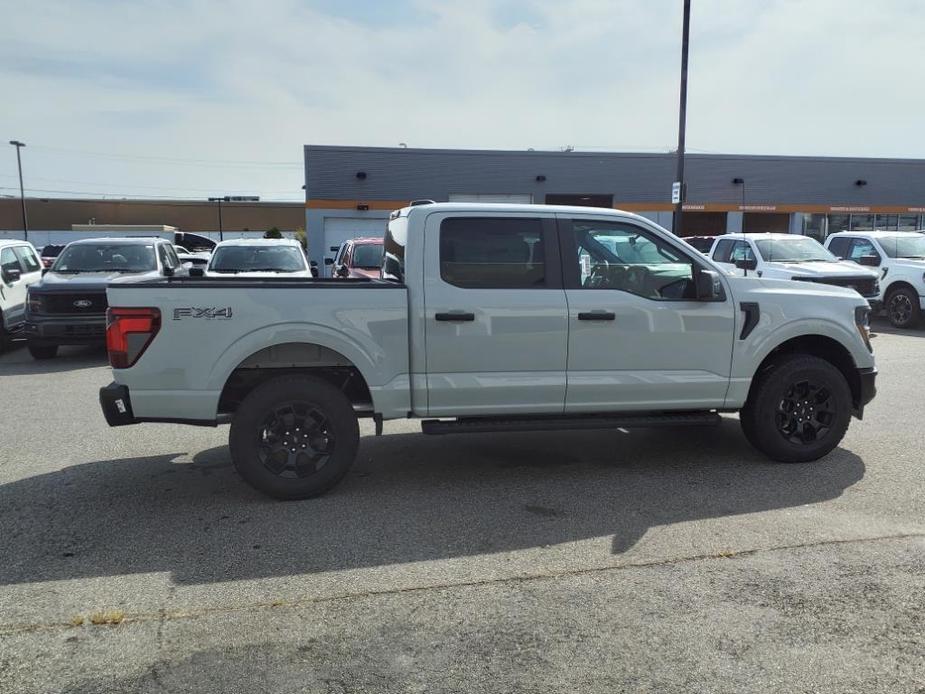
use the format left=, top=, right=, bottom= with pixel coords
left=885, top=286, right=921, bottom=329
left=740, top=354, right=852, bottom=463
left=229, top=374, right=360, bottom=500
left=28, top=342, right=58, bottom=360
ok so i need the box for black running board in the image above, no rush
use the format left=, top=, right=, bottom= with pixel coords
left=421, top=411, right=721, bottom=435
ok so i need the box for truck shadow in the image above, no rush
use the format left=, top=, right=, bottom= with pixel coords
left=0, top=419, right=864, bottom=586
left=0, top=343, right=107, bottom=375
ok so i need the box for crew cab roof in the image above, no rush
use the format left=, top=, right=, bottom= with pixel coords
left=67, top=236, right=164, bottom=245
left=718, top=233, right=802, bottom=241
left=393, top=202, right=648, bottom=220
left=212, top=238, right=301, bottom=247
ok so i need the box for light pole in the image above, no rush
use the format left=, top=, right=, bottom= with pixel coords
left=672, top=0, right=691, bottom=237
left=8, top=140, right=28, bottom=242
left=208, top=196, right=230, bottom=241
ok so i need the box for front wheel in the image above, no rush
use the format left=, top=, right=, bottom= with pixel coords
left=229, top=375, right=360, bottom=500
left=28, top=342, right=58, bottom=360
left=740, top=354, right=852, bottom=463
left=886, top=287, right=921, bottom=329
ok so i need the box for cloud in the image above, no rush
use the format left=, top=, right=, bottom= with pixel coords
left=1, top=0, right=924, bottom=200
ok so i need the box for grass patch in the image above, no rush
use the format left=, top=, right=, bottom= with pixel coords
left=89, top=610, right=125, bottom=626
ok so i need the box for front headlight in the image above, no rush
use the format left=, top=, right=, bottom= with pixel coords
left=27, top=292, right=44, bottom=314
left=855, top=305, right=872, bottom=352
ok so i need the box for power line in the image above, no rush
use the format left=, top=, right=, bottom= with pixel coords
left=27, top=144, right=303, bottom=169
left=0, top=185, right=302, bottom=201
left=0, top=174, right=300, bottom=195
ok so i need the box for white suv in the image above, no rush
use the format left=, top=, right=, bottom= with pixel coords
left=0, top=240, right=43, bottom=349
left=708, top=233, right=880, bottom=306
left=825, top=231, right=925, bottom=328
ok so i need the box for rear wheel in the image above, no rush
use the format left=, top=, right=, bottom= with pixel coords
left=27, top=342, right=58, bottom=360
left=740, top=354, right=852, bottom=463
left=229, top=375, right=360, bottom=500
left=886, top=287, right=921, bottom=328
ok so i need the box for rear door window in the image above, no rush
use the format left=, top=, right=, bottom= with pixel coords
left=440, top=217, right=548, bottom=289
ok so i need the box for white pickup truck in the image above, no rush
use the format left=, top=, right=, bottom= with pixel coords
left=99, top=203, right=877, bottom=499
left=824, top=231, right=925, bottom=328
left=708, top=233, right=881, bottom=309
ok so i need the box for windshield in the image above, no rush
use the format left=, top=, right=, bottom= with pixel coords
left=351, top=243, right=383, bottom=268
left=877, top=235, right=925, bottom=259
left=754, top=237, right=835, bottom=263
left=53, top=243, right=156, bottom=272
left=209, top=245, right=307, bottom=273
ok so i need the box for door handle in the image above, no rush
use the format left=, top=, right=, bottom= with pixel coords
left=435, top=311, right=475, bottom=322
left=578, top=311, right=616, bottom=321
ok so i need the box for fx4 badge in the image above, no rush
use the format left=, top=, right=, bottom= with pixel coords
left=173, top=307, right=233, bottom=320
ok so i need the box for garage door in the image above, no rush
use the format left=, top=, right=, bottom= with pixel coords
left=448, top=193, right=534, bottom=204
left=322, top=217, right=389, bottom=263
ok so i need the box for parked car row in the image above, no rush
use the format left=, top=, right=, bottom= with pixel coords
left=5, top=236, right=326, bottom=359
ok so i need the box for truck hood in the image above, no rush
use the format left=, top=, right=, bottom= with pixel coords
left=768, top=260, right=878, bottom=279
left=726, top=275, right=866, bottom=303
left=32, top=270, right=161, bottom=292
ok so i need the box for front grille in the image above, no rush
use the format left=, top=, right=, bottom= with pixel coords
left=794, top=276, right=878, bottom=297
left=42, top=292, right=108, bottom=315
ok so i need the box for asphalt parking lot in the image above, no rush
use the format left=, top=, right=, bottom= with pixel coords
left=0, top=323, right=923, bottom=694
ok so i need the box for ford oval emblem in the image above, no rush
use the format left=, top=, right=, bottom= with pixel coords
left=74, top=299, right=93, bottom=308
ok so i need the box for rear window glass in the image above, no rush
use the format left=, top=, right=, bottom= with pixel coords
left=54, top=244, right=156, bottom=273
left=439, top=217, right=546, bottom=289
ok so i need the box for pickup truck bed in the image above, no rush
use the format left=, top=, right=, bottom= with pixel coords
left=104, top=276, right=411, bottom=423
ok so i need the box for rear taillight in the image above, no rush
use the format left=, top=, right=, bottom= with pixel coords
left=106, top=307, right=161, bottom=369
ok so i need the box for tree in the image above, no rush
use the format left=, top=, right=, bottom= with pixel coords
left=264, top=227, right=282, bottom=239
left=294, top=227, right=307, bottom=250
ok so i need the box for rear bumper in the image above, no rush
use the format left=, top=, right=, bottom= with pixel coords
left=99, top=382, right=218, bottom=427
left=854, top=367, right=877, bottom=418
left=99, top=382, right=138, bottom=426
left=26, top=314, right=106, bottom=345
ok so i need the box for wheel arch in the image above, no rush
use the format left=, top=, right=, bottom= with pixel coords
left=746, top=334, right=862, bottom=411
left=883, top=279, right=918, bottom=299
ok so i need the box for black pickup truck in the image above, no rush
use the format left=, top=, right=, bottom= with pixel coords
left=24, top=237, right=186, bottom=359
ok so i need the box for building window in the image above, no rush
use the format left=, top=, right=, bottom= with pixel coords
left=875, top=214, right=898, bottom=230
left=803, top=214, right=827, bottom=241
left=898, top=214, right=920, bottom=231
left=849, top=214, right=875, bottom=231
left=439, top=217, right=546, bottom=289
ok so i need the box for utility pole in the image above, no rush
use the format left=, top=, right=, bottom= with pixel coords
left=8, top=140, right=28, bottom=242
left=208, top=196, right=230, bottom=241
left=672, top=0, right=691, bottom=237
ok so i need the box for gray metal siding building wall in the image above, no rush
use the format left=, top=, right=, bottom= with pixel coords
left=303, top=145, right=925, bottom=264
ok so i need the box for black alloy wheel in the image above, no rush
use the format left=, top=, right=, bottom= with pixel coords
left=257, top=402, right=336, bottom=479
left=774, top=379, right=835, bottom=445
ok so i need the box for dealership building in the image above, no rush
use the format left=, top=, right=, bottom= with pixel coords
left=304, top=145, right=925, bottom=265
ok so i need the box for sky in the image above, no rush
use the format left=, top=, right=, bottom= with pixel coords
left=2, top=0, right=924, bottom=202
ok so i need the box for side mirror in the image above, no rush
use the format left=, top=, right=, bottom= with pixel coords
left=858, top=254, right=880, bottom=267
left=336, top=266, right=350, bottom=278
left=324, top=257, right=334, bottom=265
left=189, top=267, right=205, bottom=277
left=309, top=260, right=318, bottom=267
left=696, top=269, right=725, bottom=301
left=1, top=267, right=22, bottom=283
left=735, top=257, right=758, bottom=271
left=163, top=265, right=175, bottom=277
left=41, top=268, right=49, bottom=277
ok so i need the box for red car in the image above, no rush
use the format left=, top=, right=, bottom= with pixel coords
left=328, top=237, right=384, bottom=278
